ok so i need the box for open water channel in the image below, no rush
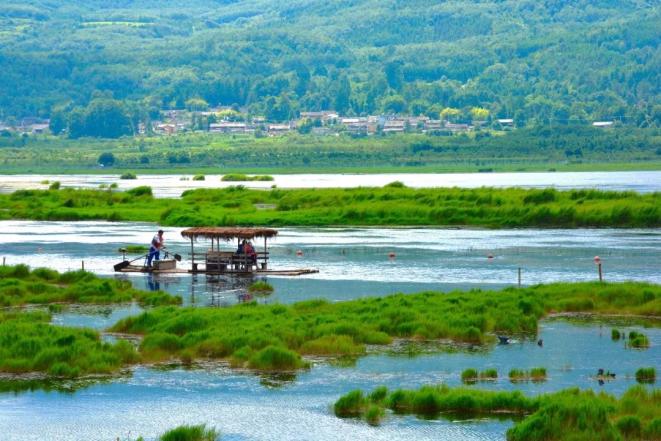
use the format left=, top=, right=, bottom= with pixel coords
left=0, top=170, right=660, bottom=197
left=0, top=220, right=659, bottom=440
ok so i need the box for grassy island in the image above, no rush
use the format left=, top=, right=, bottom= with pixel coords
left=110, top=282, right=660, bottom=371
left=0, top=264, right=181, bottom=307
left=0, top=185, right=659, bottom=228
left=0, top=311, right=138, bottom=378
left=333, top=384, right=660, bottom=440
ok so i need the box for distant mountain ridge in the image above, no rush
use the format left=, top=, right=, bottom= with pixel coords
left=0, top=0, right=658, bottom=126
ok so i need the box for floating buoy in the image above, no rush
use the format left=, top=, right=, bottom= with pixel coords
left=296, top=250, right=303, bottom=256
left=487, top=254, right=494, bottom=259
left=594, top=256, right=601, bottom=264
left=388, top=252, right=396, bottom=259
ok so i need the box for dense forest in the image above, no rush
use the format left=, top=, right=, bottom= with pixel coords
left=0, top=0, right=659, bottom=129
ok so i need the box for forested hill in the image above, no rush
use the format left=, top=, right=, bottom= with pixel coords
left=1, top=0, right=659, bottom=125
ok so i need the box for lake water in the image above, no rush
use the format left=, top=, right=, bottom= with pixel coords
left=1, top=221, right=660, bottom=311
left=0, top=220, right=659, bottom=440
left=0, top=170, right=659, bottom=197
left=1, top=320, right=658, bottom=441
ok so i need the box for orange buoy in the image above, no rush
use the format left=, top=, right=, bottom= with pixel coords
left=296, top=250, right=303, bottom=256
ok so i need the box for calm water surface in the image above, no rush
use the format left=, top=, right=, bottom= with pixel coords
left=0, top=220, right=659, bottom=440
left=0, top=321, right=658, bottom=441
left=0, top=171, right=659, bottom=197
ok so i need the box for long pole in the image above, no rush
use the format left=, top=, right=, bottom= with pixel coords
left=518, top=267, right=521, bottom=287
left=264, top=237, right=267, bottom=269
left=598, top=263, right=603, bottom=282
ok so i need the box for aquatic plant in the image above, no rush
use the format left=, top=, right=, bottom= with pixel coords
left=480, top=368, right=498, bottom=380
left=110, top=281, right=660, bottom=372
left=334, top=390, right=366, bottom=417
left=334, top=384, right=661, bottom=440
left=628, top=331, right=650, bottom=348
left=461, top=368, right=479, bottom=383
left=123, top=245, right=149, bottom=254
left=221, top=174, right=273, bottom=182
left=48, top=181, right=60, bottom=190
left=120, top=172, right=137, bottom=179
left=635, top=367, right=656, bottom=383
left=2, top=186, right=659, bottom=228
left=611, top=328, right=621, bottom=340
left=0, top=311, right=138, bottom=377
left=509, top=367, right=547, bottom=382
left=0, top=264, right=180, bottom=307
left=158, top=424, right=219, bottom=441
left=192, top=174, right=205, bottom=181
left=247, top=281, right=274, bottom=294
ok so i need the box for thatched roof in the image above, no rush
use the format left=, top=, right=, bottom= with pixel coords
left=181, top=227, right=278, bottom=240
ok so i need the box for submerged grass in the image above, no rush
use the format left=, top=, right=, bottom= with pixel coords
left=0, top=264, right=181, bottom=307
left=0, top=186, right=658, bottom=228
left=110, top=282, right=660, bottom=371
left=0, top=311, right=138, bottom=378
left=334, top=384, right=661, bottom=440
left=157, top=424, right=219, bottom=441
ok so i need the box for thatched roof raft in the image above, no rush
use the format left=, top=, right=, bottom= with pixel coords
left=181, top=227, right=278, bottom=240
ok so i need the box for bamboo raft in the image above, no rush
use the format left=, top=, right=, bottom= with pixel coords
left=114, top=227, right=318, bottom=276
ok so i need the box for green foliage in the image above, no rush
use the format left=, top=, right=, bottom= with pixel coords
left=611, top=328, right=621, bottom=340
left=247, top=281, right=274, bottom=294
left=98, top=152, right=116, bottom=167
left=110, top=282, right=660, bottom=370
left=0, top=264, right=180, bottom=307
left=192, top=174, right=205, bottom=181
left=461, top=368, right=478, bottom=383
left=2, top=186, right=659, bottom=229
left=628, top=331, right=650, bottom=348
left=0, top=1, right=659, bottom=131
left=0, top=311, right=138, bottom=377
left=120, top=172, right=137, bottom=179
left=221, top=174, right=274, bottom=182
left=509, top=367, right=547, bottom=383
left=635, top=367, right=656, bottom=384
left=337, top=385, right=661, bottom=440
left=48, top=181, right=60, bottom=190
left=159, top=424, right=219, bottom=441
left=124, top=245, right=149, bottom=254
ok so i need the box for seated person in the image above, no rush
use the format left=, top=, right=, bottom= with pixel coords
left=244, top=241, right=257, bottom=264
left=236, top=239, right=246, bottom=255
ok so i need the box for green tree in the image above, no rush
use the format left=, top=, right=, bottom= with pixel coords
left=98, top=152, right=116, bottom=167
left=335, top=75, right=352, bottom=114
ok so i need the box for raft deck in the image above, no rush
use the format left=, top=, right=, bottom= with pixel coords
left=118, top=264, right=318, bottom=276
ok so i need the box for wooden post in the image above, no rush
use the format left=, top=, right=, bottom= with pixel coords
left=518, top=267, right=521, bottom=287
left=598, top=263, right=603, bottom=282
left=81, top=260, right=85, bottom=271
left=2, top=257, right=5, bottom=266
left=264, top=237, right=267, bottom=270
left=190, top=237, right=195, bottom=272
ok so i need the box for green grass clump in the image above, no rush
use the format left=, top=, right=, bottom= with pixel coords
left=247, top=345, right=308, bottom=371
left=221, top=174, right=273, bottom=182
left=109, top=281, right=660, bottom=372
left=461, top=368, right=479, bottom=383
left=120, top=172, right=137, bottom=179
left=628, top=331, right=650, bottom=348
left=247, top=281, right=274, bottom=294
left=0, top=311, right=138, bottom=377
left=123, top=245, right=149, bottom=254
left=480, top=368, right=498, bottom=380
left=335, top=384, right=660, bottom=439
left=334, top=390, right=367, bottom=417
left=2, top=186, right=658, bottom=228
left=0, top=264, right=180, bottom=307
left=611, top=328, right=621, bottom=340
left=635, top=367, right=656, bottom=383
left=192, top=174, right=205, bottom=181
left=48, top=181, right=60, bottom=190
left=159, top=424, right=219, bottom=441
left=509, top=367, right=547, bottom=382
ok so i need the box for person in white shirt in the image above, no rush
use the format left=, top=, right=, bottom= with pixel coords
left=147, top=229, right=164, bottom=267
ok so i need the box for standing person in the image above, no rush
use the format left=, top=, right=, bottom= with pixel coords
left=147, top=229, right=164, bottom=267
